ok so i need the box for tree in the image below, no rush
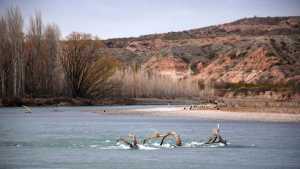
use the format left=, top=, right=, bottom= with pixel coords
left=25, top=12, right=61, bottom=96
left=25, top=12, right=43, bottom=96
left=0, top=17, right=9, bottom=97
left=43, top=24, right=61, bottom=95
left=0, top=7, right=24, bottom=97
left=60, top=32, right=118, bottom=98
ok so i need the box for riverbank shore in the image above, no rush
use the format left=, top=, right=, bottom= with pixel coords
left=0, top=97, right=202, bottom=107
left=0, top=97, right=138, bottom=107
left=92, top=106, right=300, bottom=122
left=1, top=97, right=299, bottom=122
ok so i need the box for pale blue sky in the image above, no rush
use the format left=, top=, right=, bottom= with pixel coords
left=0, top=0, right=299, bottom=39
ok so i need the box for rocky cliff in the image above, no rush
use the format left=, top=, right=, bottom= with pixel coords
left=103, top=16, right=300, bottom=88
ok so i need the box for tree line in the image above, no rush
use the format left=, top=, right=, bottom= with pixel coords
left=0, top=7, right=117, bottom=99
left=1, top=7, right=210, bottom=101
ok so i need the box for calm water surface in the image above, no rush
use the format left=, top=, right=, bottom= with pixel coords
left=0, top=106, right=300, bottom=169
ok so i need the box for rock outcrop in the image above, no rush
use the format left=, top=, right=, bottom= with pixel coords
left=103, top=16, right=300, bottom=92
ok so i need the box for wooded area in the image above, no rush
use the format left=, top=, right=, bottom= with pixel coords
left=0, top=7, right=118, bottom=99
left=0, top=6, right=209, bottom=101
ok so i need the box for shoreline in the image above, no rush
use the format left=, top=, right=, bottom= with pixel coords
left=93, top=106, right=300, bottom=123
left=1, top=97, right=300, bottom=122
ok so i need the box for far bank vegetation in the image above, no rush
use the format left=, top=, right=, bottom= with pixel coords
left=111, top=67, right=215, bottom=98
left=0, top=7, right=298, bottom=103
left=0, top=7, right=215, bottom=100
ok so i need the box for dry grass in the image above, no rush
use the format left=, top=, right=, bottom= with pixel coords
left=111, top=68, right=214, bottom=98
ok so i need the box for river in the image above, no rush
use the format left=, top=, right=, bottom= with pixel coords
left=0, top=106, right=300, bottom=169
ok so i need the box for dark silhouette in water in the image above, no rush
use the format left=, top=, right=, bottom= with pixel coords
left=117, top=133, right=139, bottom=149
left=143, top=131, right=182, bottom=147
left=120, top=125, right=226, bottom=149
left=160, top=131, right=182, bottom=146
left=205, top=124, right=227, bottom=145
left=142, top=132, right=165, bottom=144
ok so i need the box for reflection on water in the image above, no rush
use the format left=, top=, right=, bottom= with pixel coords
left=0, top=106, right=300, bottom=169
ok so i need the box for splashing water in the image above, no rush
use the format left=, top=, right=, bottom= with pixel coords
left=109, top=141, right=229, bottom=150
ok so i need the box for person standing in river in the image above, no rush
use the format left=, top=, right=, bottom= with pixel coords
left=117, top=133, right=139, bottom=149
left=205, top=124, right=227, bottom=145
left=143, top=131, right=182, bottom=147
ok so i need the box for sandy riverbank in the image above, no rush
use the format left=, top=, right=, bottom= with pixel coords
left=2, top=97, right=300, bottom=122
left=93, top=106, right=300, bottom=122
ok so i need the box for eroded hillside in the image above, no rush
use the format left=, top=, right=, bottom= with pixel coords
left=103, top=17, right=300, bottom=86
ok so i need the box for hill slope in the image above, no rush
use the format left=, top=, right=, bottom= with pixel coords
left=103, top=16, right=300, bottom=87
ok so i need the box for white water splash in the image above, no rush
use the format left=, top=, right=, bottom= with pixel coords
left=88, top=140, right=228, bottom=150
left=151, top=142, right=161, bottom=147
left=149, top=141, right=226, bottom=148
left=89, top=144, right=98, bottom=148
left=138, top=144, right=159, bottom=150
left=161, top=143, right=175, bottom=148
left=186, top=141, right=228, bottom=148
left=204, top=142, right=226, bottom=148
left=99, top=143, right=159, bottom=150
left=149, top=142, right=176, bottom=148
left=100, top=144, right=131, bottom=150
left=183, top=141, right=205, bottom=148
left=15, top=144, right=22, bottom=148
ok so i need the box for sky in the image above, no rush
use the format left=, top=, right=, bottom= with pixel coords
left=0, top=0, right=300, bottom=39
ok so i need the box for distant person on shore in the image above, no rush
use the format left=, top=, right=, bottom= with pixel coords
left=205, top=124, right=227, bottom=145
left=117, top=133, right=139, bottom=149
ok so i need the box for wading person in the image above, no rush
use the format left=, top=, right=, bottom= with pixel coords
left=143, top=132, right=165, bottom=144
left=143, top=131, right=182, bottom=147
left=160, top=131, right=182, bottom=146
left=117, top=133, right=139, bottom=149
left=205, top=124, right=227, bottom=145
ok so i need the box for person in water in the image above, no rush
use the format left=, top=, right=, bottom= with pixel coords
left=142, top=132, right=164, bottom=144
left=160, top=131, right=182, bottom=146
left=143, top=131, right=182, bottom=147
left=205, top=124, right=227, bottom=145
left=117, top=133, right=139, bottom=149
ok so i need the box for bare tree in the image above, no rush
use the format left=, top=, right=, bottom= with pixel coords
left=0, top=7, right=24, bottom=97
left=60, top=32, right=117, bottom=98
left=24, top=12, right=62, bottom=97
left=1, top=7, right=118, bottom=99
left=0, top=7, right=63, bottom=98
left=25, top=12, right=45, bottom=96
left=43, top=23, right=61, bottom=95
left=0, top=17, right=9, bottom=97
left=82, top=56, right=118, bottom=97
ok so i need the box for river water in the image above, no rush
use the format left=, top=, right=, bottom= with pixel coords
left=0, top=106, right=300, bottom=169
